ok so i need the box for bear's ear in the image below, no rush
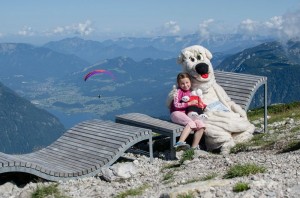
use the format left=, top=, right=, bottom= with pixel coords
left=177, top=53, right=185, bottom=64
left=205, top=48, right=213, bottom=60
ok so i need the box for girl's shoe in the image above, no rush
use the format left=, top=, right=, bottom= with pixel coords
left=174, top=141, right=190, bottom=151
left=191, top=145, right=200, bottom=150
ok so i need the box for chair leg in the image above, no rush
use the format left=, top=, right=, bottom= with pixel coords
left=264, top=82, right=268, bottom=133
left=170, top=133, right=177, bottom=160
left=149, top=133, right=153, bottom=163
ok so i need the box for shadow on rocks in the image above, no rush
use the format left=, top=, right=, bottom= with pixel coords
left=0, top=172, right=45, bottom=187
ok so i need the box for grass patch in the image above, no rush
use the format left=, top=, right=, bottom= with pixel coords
left=161, top=163, right=181, bottom=170
left=290, top=125, right=300, bottom=133
left=230, top=143, right=249, bottom=154
left=31, top=183, right=68, bottom=198
left=233, top=182, right=250, bottom=192
left=181, top=178, right=201, bottom=184
left=162, top=171, right=174, bottom=181
left=179, top=172, right=218, bottom=185
left=114, top=184, right=149, bottom=198
left=179, top=149, right=195, bottom=164
left=235, top=102, right=300, bottom=154
left=176, top=191, right=195, bottom=198
left=279, top=140, right=300, bottom=153
left=201, top=172, right=218, bottom=181
left=250, top=133, right=277, bottom=149
left=230, top=133, right=277, bottom=154
left=244, top=102, right=300, bottom=153
left=248, top=102, right=300, bottom=124
left=223, top=163, right=266, bottom=179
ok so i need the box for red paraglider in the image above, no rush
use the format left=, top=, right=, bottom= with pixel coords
left=84, top=70, right=115, bottom=81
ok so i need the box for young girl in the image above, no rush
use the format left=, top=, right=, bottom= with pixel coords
left=170, top=72, right=206, bottom=150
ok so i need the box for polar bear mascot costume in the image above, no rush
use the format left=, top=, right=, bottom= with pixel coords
left=167, top=45, right=255, bottom=154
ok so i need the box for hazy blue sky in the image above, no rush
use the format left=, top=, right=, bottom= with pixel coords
left=1, top=0, right=300, bottom=44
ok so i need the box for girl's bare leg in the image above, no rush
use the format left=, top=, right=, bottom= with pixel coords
left=191, top=128, right=204, bottom=148
left=178, top=125, right=192, bottom=142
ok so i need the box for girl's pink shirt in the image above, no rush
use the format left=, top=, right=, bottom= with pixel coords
left=170, top=89, right=191, bottom=113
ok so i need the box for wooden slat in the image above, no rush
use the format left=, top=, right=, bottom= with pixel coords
left=71, top=125, right=134, bottom=142
left=57, top=136, right=118, bottom=156
left=55, top=138, right=114, bottom=159
left=65, top=130, right=125, bottom=149
left=20, top=154, right=72, bottom=173
left=50, top=141, right=112, bottom=163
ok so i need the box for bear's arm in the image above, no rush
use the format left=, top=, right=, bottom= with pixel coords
left=214, top=83, right=247, bottom=118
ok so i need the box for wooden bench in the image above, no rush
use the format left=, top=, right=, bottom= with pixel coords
left=116, top=70, right=268, bottom=159
left=0, top=120, right=153, bottom=181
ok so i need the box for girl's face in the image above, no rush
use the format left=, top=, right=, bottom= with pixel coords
left=178, top=77, right=191, bottom=91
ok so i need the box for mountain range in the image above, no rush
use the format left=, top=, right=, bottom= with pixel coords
left=217, top=39, right=300, bottom=107
left=43, top=34, right=272, bottom=64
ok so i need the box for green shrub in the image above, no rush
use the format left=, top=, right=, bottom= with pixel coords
left=31, top=183, right=67, bottom=198
left=223, top=163, right=266, bottom=179
left=115, top=184, right=149, bottom=198
left=176, top=191, right=195, bottom=198
left=161, top=163, right=181, bottom=170
left=179, top=149, right=195, bottom=164
left=280, top=140, right=300, bottom=153
left=230, top=143, right=249, bottom=154
left=233, top=182, right=250, bottom=192
left=179, top=172, right=218, bottom=186
left=162, top=171, right=174, bottom=181
left=201, top=172, right=218, bottom=181
left=250, top=133, right=276, bottom=148
left=290, top=125, right=300, bottom=133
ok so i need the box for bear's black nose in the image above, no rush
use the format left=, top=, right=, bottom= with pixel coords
left=195, top=63, right=209, bottom=75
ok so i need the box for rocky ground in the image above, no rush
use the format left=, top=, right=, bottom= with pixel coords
left=1, top=117, right=300, bottom=198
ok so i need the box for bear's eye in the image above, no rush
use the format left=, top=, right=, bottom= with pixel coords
left=197, top=54, right=203, bottom=60
left=189, top=57, right=195, bottom=62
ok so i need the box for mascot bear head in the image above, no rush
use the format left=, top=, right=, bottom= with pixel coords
left=177, top=45, right=215, bottom=93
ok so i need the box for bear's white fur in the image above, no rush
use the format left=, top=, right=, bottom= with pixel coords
left=168, top=45, right=255, bottom=154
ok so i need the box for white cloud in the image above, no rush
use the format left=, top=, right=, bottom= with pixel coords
left=238, top=19, right=259, bottom=34
left=159, top=21, right=181, bottom=35
left=18, top=26, right=35, bottom=36
left=197, top=19, right=214, bottom=38
left=265, top=16, right=283, bottom=30
left=50, top=20, right=94, bottom=36
left=237, top=17, right=281, bottom=37
left=236, top=9, right=300, bottom=40
left=53, top=26, right=65, bottom=34
left=279, top=9, right=300, bottom=39
left=145, top=20, right=181, bottom=37
left=74, top=20, right=94, bottom=35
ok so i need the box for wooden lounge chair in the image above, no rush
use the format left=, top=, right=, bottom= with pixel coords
left=116, top=71, right=268, bottom=159
left=0, top=120, right=153, bottom=182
